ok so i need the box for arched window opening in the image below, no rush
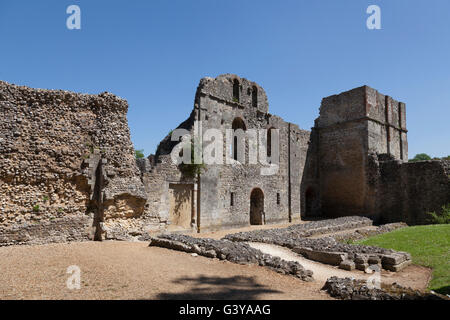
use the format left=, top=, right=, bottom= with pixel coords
left=233, top=79, right=240, bottom=102
left=232, top=117, right=246, bottom=161
left=267, top=127, right=276, bottom=163
left=252, top=86, right=258, bottom=108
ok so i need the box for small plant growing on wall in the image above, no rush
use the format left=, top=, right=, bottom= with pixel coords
left=32, top=204, right=40, bottom=212
left=179, top=137, right=206, bottom=178
left=43, top=196, right=49, bottom=202
left=135, top=149, right=145, bottom=159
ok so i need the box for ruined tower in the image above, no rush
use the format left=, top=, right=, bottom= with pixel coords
left=314, top=86, right=408, bottom=221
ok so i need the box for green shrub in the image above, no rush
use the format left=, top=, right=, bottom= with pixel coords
left=179, top=137, right=206, bottom=178
left=135, top=149, right=145, bottom=159
left=425, top=204, right=450, bottom=224
left=32, top=205, right=40, bottom=212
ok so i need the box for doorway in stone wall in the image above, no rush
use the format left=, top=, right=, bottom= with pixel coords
left=168, top=183, right=194, bottom=231
left=305, top=187, right=316, bottom=217
left=250, top=188, right=264, bottom=225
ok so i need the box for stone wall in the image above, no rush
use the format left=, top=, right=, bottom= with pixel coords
left=1, top=76, right=446, bottom=244
left=140, top=74, right=312, bottom=233
left=376, top=159, right=450, bottom=224
left=0, top=81, right=146, bottom=245
left=314, top=86, right=409, bottom=221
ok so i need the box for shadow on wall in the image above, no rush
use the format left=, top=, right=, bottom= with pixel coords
left=155, top=275, right=282, bottom=299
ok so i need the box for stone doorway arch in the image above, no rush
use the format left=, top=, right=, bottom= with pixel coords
left=250, top=188, right=264, bottom=225
left=305, top=187, right=316, bottom=217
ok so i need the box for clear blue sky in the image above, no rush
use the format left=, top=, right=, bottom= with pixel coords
left=1, top=1, right=449, bottom=158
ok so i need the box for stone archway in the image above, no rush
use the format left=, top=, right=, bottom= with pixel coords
left=250, top=188, right=264, bottom=225
left=305, top=187, right=316, bottom=217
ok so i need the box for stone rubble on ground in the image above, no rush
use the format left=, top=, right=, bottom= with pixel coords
left=322, top=276, right=448, bottom=300
left=224, top=216, right=412, bottom=272
left=149, top=234, right=314, bottom=282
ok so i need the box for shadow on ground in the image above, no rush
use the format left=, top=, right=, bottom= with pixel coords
left=434, top=285, right=450, bottom=296
left=156, top=275, right=282, bottom=300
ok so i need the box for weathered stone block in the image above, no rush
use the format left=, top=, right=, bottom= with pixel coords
left=356, top=263, right=368, bottom=271
left=354, top=254, right=368, bottom=264
left=383, top=260, right=412, bottom=272
left=293, top=247, right=348, bottom=265
left=339, top=260, right=356, bottom=271
left=381, top=254, right=406, bottom=265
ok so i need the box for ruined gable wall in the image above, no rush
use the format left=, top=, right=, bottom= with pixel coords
left=139, top=74, right=311, bottom=233
left=0, top=81, right=146, bottom=245
left=196, top=75, right=310, bottom=231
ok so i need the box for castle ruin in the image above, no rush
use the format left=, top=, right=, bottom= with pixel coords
left=0, top=74, right=449, bottom=245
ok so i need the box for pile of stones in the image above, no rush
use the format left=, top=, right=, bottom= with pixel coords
left=322, top=276, right=448, bottom=300
left=149, top=234, right=314, bottom=281
left=224, top=217, right=412, bottom=272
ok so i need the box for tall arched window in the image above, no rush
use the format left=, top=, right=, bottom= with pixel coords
left=232, top=117, right=246, bottom=161
left=233, top=79, right=240, bottom=102
left=267, top=127, right=276, bottom=163
left=252, top=86, right=258, bottom=108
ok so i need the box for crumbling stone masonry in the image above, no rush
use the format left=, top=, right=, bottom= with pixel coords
left=0, top=75, right=449, bottom=244
left=0, top=81, right=147, bottom=245
left=308, top=86, right=449, bottom=223
left=138, top=74, right=311, bottom=233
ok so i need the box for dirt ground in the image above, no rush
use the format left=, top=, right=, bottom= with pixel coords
left=0, top=220, right=432, bottom=300
left=0, top=241, right=331, bottom=300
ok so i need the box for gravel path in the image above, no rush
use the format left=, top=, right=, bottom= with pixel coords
left=0, top=241, right=331, bottom=300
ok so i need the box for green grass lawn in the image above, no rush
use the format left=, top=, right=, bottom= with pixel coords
left=356, top=224, right=450, bottom=295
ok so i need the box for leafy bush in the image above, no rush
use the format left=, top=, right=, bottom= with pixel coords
left=179, top=137, right=206, bottom=178
left=135, top=149, right=145, bottom=159
left=32, top=205, right=40, bottom=212
left=425, top=204, right=450, bottom=224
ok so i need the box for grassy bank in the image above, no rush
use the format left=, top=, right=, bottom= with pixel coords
left=356, top=224, right=450, bottom=295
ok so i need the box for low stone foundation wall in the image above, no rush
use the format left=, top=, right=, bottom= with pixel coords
left=224, top=217, right=411, bottom=271
left=226, top=216, right=373, bottom=242
left=322, top=277, right=448, bottom=300
left=332, top=222, right=407, bottom=242
left=149, top=234, right=314, bottom=281
left=0, top=215, right=92, bottom=246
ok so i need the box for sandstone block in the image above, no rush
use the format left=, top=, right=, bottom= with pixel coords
left=383, top=260, right=412, bottom=272
left=356, top=263, right=368, bottom=271
left=382, top=254, right=406, bottom=265
left=339, top=260, right=356, bottom=271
